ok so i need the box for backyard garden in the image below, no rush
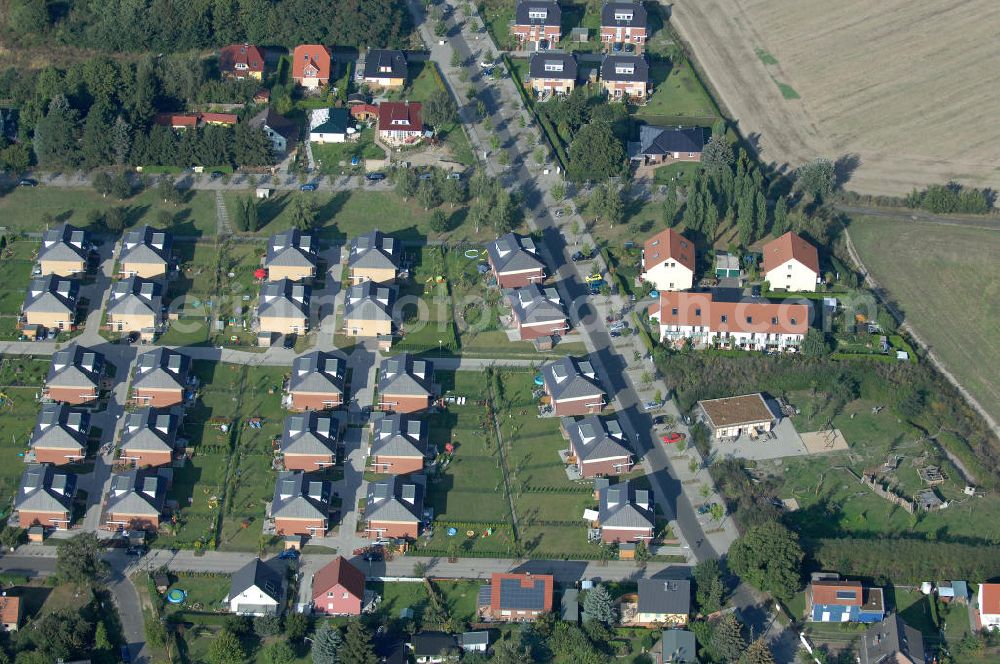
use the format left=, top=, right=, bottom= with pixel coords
left=0, top=240, right=39, bottom=340
left=0, top=355, right=49, bottom=516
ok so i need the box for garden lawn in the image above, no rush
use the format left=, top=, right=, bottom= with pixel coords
left=0, top=241, right=39, bottom=317
left=163, top=572, right=230, bottom=614
left=635, top=58, right=720, bottom=125
left=393, top=246, right=459, bottom=354
left=312, top=128, right=386, bottom=175
left=0, top=372, right=44, bottom=516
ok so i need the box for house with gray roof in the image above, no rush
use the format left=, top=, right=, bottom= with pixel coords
left=287, top=351, right=346, bottom=411
left=38, top=223, right=90, bottom=276
left=459, top=631, right=490, bottom=653
left=527, top=52, right=578, bottom=96
left=227, top=558, right=286, bottom=616
left=265, top=229, right=316, bottom=281
left=270, top=471, right=333, bottom=537
left=280, top=411, right=344, bottom=471
left=652, top=629, right=698, bottom=663
left=29, top=403, right=89, bottom=465
left=44, top=344, right=105, bottom=405
left=347, top=230, right=400, bottom=284
left=541, top=356, right=606, bottom=416
left=629, top=126, right=705, bottom=165
left=132, top=347, right=191, bottom=407
left=364, top=474, right=426, bottom=540
left=258, top=278, right=310, bottom=336
left=343, top=281, right=396, bottom=341
left=249, top=107, right=299, bottom=155
left=410, top=632, right=459, bottom=662
left=857, top=614, right=924, bottom=664
left=505, top=284, right=569, bottom=341
left=377, top=354, right=434, bottom=414
left=104, top=468, right=170, bottom=531
left=119, top=225, right=172, bottom=278
left=119, top=408, right=181, bottom=468
left=370, top=413, right=428, bottom=475
left=594, top=477, right=653, bottom=543
left=600, top=1, right=649, bottom=50
left=14, top=464, right=76, bottom=530
left=600, top=54, right=650, bottom=100
left=511, top=0, right=561, bottom=47
left=309, top=107, right=352, bottom=144
left=486, top=232, right=546, bottom=288
left=637, top=579, right=691, bottom=626
left=21, top=275, right=79, bottom=330
left=106, top=276, right=164, bottom=335
left=562, top=415, right=633, bottom=479
left=361, top=49, right=409, bottom=88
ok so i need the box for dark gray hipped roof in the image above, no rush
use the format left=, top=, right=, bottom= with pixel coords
left=23, top=275, right=78, bottom=314
left=281, top=411, right=343, bottom=457
left=565, top=415, right=631, bottom=463
left=266, top=228, right=316, bottom=268
left=528, top=52, right=578, bottom=81
left=271, top=471, right=331, bottom=520
left=377, top=353, right=433, bottom=397
left=515, top=0, right=561, bottom=26
left=348, top=230, right=400, bottom=271
left=637, top=579, right=691, bottom=615
left=365, top=474, right=425, bottom=524
left=362, top=49, right=408, bottom=80
left=46, top=344, right=104, bottom=389
left=600, top=54, right=649, bottom=83
left=601, top=1, right=648, bottom=28
left=289, top=351, right=345, bottom=396
left=30, top=402, right=89, bottom=453
left=120, top=408, right=179, bottom=453
left=106, top=469, right=168, bottom=516
left=542, top=356, right=604, bottom=402
left=658, top=629, right=697, bottom=664
left=506, top=284, right=567, bottom=325
left=486, top=232, right=546, bottom=275
left=258, top=278, right=310, bottom=319
left=250, top=108, right=299, bottom=142
left=634, top=125, right=705, bottom=157
left=371, top=413, right=427, bottom=458
left=107, top=276, right=163, bottom=318
left=411, top=632, right=458, bottom=657
left=120, top=225, right=172, bottom=266
left=39, top=223, right=89, bottom=263
left=229, top=558, right=284, bottom=602
left=344, top=281, right=395, bottom=322
left=598, top=478, right=654, bottom=529
left=15, top=464, right=76, bottom=514
left=133, top=348, right=190, bottom=391
left=858, top=614, right=924, bottom=664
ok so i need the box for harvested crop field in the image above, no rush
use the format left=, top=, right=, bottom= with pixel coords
left=849, top=215, right=1000, bottom=430
left=670, top=0, right=1000, bottom=197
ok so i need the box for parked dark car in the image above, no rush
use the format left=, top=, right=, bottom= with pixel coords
left=278, top=549, right=300, bottom=560
left=300, top=183, right=317, bottom=191
left=283, top=334, right=297, bottom=349
left=366, top=172, right=387, bottom=182
left=17, top=178, right=38, bottom=187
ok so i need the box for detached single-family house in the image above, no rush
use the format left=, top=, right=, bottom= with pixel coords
left=219, top=43, right=265, bottom=79
left=696, top=393, right=776, bottom=440
left=505, top=284, right=569, bottom=340
left=119, top=408, right=181, bottom=468
left=364, top=474, right=426, bottom=540
left=29, top=403, right=89, bottom=465
left=377, top=102, right=423, bottom=146
left=563, top=416, right=633, bottom=478
left=132, top=348, right=191, bottom=408
left=981, top=583, right=1000, bottom=630
left=361, top=49, right=409, bottom=88
left=637, top=579, right=691, bottom=626
left=270, top=471, right=333, bottom=537
left=648, top=291, right=809, bottom=351
left=594, top=478, right=653, bottom=543
left=106, top=276, right=163, bottom=335
left=292, top=44, right=332, bottom=89
left=807, top=577, right=885, bottom=623
left=410, top=632, right=459, bottom=663
left=104, top=468, right=169, bottom=531
left=228, top=558, right=286, bottom=616
left=857, top=614, right=924, bottom=664
left=486, top=232, right=546, bottom=287
left=478, top=572, right=554, bottom=622
left=377, top=354, right=434, bottom=414
left=348, top=230, right=401, bottom=284
left=21, top=275, right=78, bottom=330
left=309, top=107, right=352, bottom=144
left=629, top=126, right=704, bottom=165
left=370, top=413, right=428, bottom=475
left=641, top=228, right=695, bottom=292
left=652, top=629, right=698, bottom=664
left=527, top=52, right=578, bottom=96
left=343, top=281, right=396, bottom=339
left=38, top=223, right=90, bottom=276
left=249, top=108, right=299, bottom=156
left=511, top=0, right=562, bottom=46
left=0, top=596, right=22, bottom=632
left=600, top=54, right=650, bottom=100
left=265, top=229, right=317, bottom=282
left=119, top=226, right=172, bottom=278
left=540, top=356, right=606, bottom=416
left=600, top=1, right=648, bottom=48
left=280, top=411, right=344, bottom=471
left=287, top=351, right=346, bottom=411
left=459, top=632, right=490, bottom=654
left=43, top=344, right=105, bottom=405
left=312, top=555, right=365, bottom=616
left=258, top=278, right=310, bottom=336
left=761, top=231, right=820, bottom=292
left=13, top=464, right=75, bottom=530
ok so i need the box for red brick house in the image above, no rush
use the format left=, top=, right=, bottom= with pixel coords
left=377, top=354, right=435, bottom=414
left=629, top=126, right=704, bottom=165
left=364, top=475, right=425, bottom=540
left=594, top=478, right=654, bottom=543
left=600, top=1, right=648, bottom=50
left=287, top=351, right=346, bottom=411
left=13, top=464, right=75, bottom=530
left=270, top=471, right=332, bottom=537
left=280, top=411, right=344, bottom=471
left=104, top=469, right=169, bottom=532
left=311, top=556, right=366, bottom=615
left=478, top=573, right=554, bottom=622
left=511, top=1, right=561, bottom=46
left=132, top=348, right=191, bottom=407
left=43, top=344, right=106, bottom=405
left=119, top=408, right=181, bottom=468
left=505, top=284, right=569, bottom=340
left=540, top=356, right=606, bottom=416
left=486, top=233, right=546, bottom=288
left=369, top=413, right=428, bottom=475
left=562, top=415, right=633, bottom=478
left=219, top=43, right=265, bottom=79
left=29, top=403, right=89, bottom=465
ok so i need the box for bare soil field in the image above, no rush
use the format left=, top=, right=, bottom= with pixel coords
left=669, top=0, right=1000, bottom=197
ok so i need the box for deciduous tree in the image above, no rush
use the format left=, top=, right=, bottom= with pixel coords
left=56, top=533, right=108, bottom=586
left=567, top=122, right=625, bottom=182
left=207, top=629, right=245, bottom=664
left=729, top=521, right=803, bottom=600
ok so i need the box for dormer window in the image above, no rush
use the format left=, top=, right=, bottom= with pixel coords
left=614, top=11, right=634, bottom=21
left=528, top=9, right=548, bottom=19
left=615, top=66, right=634, bottom=75
left=544, top=62, right=564, bottom=72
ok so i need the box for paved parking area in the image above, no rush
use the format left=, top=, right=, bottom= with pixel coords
left=711, top=418, right=808, bottom=461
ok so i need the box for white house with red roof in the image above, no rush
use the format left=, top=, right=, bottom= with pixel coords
left=762, top=231, right=820, bottom=292
left=377, top=102, right=423, bottom=146
left=640, top=228, right=695, bottom=292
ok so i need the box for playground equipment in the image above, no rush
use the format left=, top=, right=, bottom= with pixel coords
left=464, top=249, right=487, bottom=259
left=166, top=589, right=186, bottom=604
left=533, top=375, right=544, bottom=386
left=447, top=527, right=458, bottom=537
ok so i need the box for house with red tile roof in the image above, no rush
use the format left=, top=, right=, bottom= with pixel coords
left=807, top=577, right=885, bottom=623
left=478, top=573, right=554, bottom=622
left=292, top=45, right=333, bottom=89
left=0, top=596, right=22, bottom=631
left=979, top=583, right=1000, bottom=630
left=640, top=228, right=695, bottom=292
left=377, top=102, right=423, bottom=146
left=762, top=231, right=820, bottom=292
left=219, top=44, right=265, bottom=80
left=311, top=556, right=365, bottom=615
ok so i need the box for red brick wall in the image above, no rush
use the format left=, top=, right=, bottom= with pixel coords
left=370, top=455, right=424, bottom=475
left=600, top=527, right=653, bottom=544
left=275, top=517, right=327, bottom=537
left=312, top=585, right=362, bottom=615
left=378, top=394, right=432, bottom=414
left=518, top=320, right=569, bottom=340
left=578, top=456, right=633, bottom=478
left=283, top=453, right=335, bottom=471
left=46, top=386, right=98, bottom=405
left=366, top=520, right=418, bottom=539
left=106, top=514, right=160, bottom=531
left=553, top=398, right=604, bottom=417
left=133, top=388, right=183, bottom=407
left=646, top=152, right=702, bottom=165
left=121, top=449, right=173, bottom=468
left=290, top=392, right=343, bottom=410
left=599, top=27, right=647, bottom=42
left=16, top=509, right=69, bottom=529
left=512, top=25, right=561, bottom=42
left=496, top=270, right=545, bottom=289
left=32, top=448, right=83, bottom=465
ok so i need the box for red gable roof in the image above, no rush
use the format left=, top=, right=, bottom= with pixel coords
left=377, top=102, right=423, bottom=133
left=762, top=231, right=820, bottom=275
left=489, top=572, right=553, bottom=613
left=311, top=555, right=365, bottom=602
left=219, top=44, right=265, bottom=74
left=643, top=228, right=695, bottom=272
left=811, top=580, right=863, bottom=607
left=981, top=584, right=1000, bottom=615
left=652, top=291, right=809, bottom=336
left=292, top=45, right=332, bottom=82
left=0, top=597, right=20, bottom=626
left=200, top=112, right=238, bottom=125
left=154, top=113, right=198, bottom=128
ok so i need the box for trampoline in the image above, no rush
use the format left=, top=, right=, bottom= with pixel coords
left=166, top=589, right=187, bottom=604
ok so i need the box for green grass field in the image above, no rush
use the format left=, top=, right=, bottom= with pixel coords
left=163, top=573, right=230, bottom=614
left=311, top=128, right=386, bottom=176
left=0, top=356, right=48, bottom=518
left=636, top=59, right=720, bottom=125
left=849, top=216, right=1000, bottom=433
left=0, top=241, right=40, bottom=339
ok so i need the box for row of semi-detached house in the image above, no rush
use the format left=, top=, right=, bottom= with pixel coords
left=511, top=0, right=650, bottom=51
left=524, top=51, right=653, bottom=101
